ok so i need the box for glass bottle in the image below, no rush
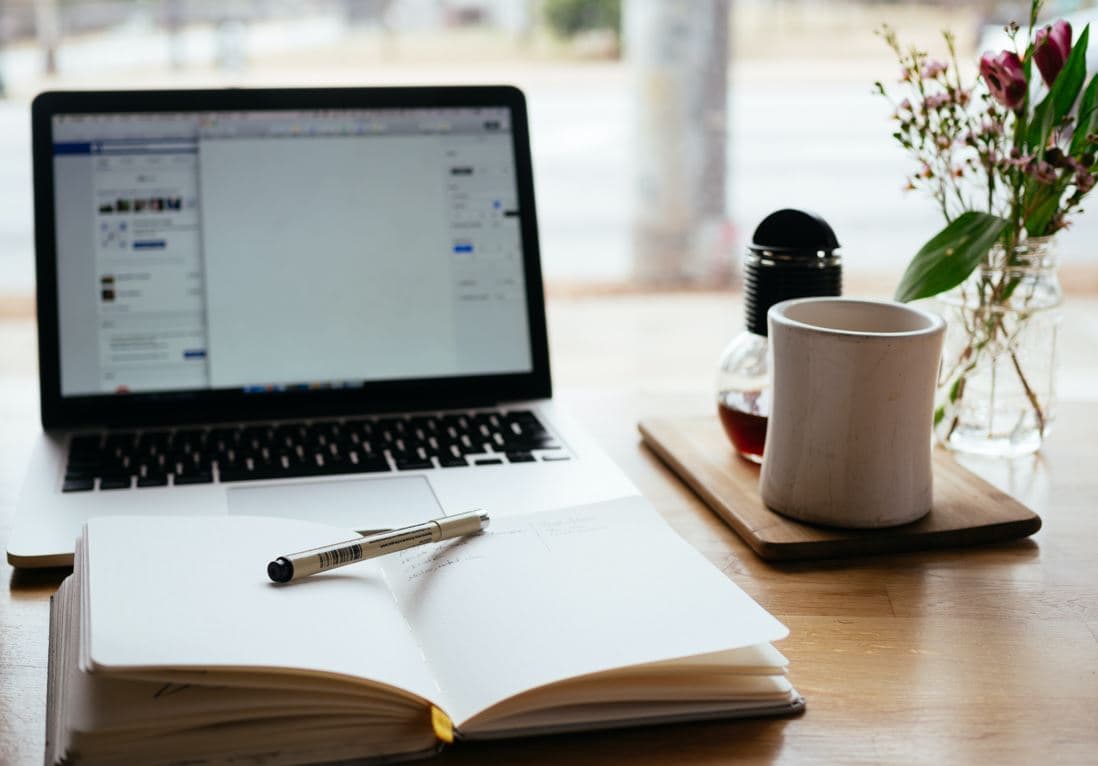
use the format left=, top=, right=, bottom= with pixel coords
left=717, top=332, right=769, bottom=462
left=716, top=209, right=842, bottom=463
left=934, top=236, right=1062, bottom=457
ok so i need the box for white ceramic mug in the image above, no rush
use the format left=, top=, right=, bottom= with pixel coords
left=759, top=297, right=946, bottom=528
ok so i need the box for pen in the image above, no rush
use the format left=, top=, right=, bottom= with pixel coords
left=266, top=510, right=490, bottom=583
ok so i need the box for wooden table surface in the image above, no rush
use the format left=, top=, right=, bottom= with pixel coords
left=2, top=293, right=1097, bottom=765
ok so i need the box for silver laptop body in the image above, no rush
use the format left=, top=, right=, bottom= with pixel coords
left=9, top=86, right=638, bottom=568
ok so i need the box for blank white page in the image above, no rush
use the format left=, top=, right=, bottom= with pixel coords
left=84, top=515, right=444, bottom=708
left=379, top=496, right=789, bottom=725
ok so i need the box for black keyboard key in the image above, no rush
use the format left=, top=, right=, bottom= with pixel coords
left=64, top=468, right=96, bottom=481
left=438, top=456, right=469, bottom=468
left=136, top=475, right=169, bottom=488
left=506, top=452, right=536, bottom=463
left=217, top=468, right=250, bottom=482
left=217, top=465, right=281, bottom=482
left=395, top=458, right=433, bottom=471
left=309, top=454, right=350, bottom=476
left=541, top=455, right=571, bottom=462
left=62, top=478, right=95, bottom=492
left=473, top=457, right=504, bottom=466
left=439, top=444, right=464, bottom=460
left=67, top=447, right=101, bottom=461
left=66, top=460, right=102, bottom=475
left=174, top=472, right=213, bottom=485
left=174, top=454, right=212, bottom=477
left=98, top=477, right=132, bottom=490
left=347, top=454, right=392, bottom=474
left=503, top=429, right=560, bottom=448
left=528, top=439, right=562, bottom=450
left=357, top=438, right=379, bottom=455
left=98, top=466, right=131, bottom=479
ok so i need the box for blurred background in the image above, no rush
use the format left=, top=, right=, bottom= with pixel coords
left=1, top=0, right=1097, bottom=309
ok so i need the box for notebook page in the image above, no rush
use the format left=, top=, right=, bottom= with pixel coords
left=379, top=496, right=789, bottom=725
left=84, top=515, right=443, bottom=707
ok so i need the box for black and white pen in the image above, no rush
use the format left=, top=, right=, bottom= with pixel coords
left=266, top=510, right=490, bottom=583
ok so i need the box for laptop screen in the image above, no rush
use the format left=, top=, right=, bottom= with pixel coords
left=49, top=106, right=533, bottom=399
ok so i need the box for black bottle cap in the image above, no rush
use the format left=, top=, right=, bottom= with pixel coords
left=744, top=209, right=842, bottom=336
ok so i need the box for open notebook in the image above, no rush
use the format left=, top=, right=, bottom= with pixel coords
left=46, top=497, right=804, bottom=765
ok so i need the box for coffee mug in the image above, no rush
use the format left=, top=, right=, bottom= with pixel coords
left=759, top=297, right=946, bottom=528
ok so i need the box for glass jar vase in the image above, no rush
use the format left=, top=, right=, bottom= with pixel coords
left=934, top=237, right=1062, bottom=457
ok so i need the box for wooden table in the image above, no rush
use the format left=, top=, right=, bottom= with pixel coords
left=3, top=293, right=1097, bottom=765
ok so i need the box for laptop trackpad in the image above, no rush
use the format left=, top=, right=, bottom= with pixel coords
left=225, top=476, right=442, bottom=532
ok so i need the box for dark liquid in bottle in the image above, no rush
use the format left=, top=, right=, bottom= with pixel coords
left=717, top=398, right=768, bottom=464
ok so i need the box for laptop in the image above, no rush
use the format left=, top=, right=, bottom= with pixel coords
left=8, top=86, right=639, bottom=568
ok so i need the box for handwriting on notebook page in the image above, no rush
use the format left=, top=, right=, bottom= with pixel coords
left=394, top=510, right=620, bottom=582
left=534, top=512, right=612, bottom=540
left=396, top=532, right=495, bottom=581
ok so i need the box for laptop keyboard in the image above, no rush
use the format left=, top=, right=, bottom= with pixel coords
left=61, top=409, right=568, bottom=491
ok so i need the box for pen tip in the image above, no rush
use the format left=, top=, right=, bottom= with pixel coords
left=267, top=558, right=294, bottom=583
left=479, top=511, right=490, bottom=529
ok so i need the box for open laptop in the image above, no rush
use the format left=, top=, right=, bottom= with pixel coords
left=8, top=86, right=638, bottom=568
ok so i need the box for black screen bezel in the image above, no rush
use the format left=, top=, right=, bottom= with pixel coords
left=32, top=86, right=551, bottom=429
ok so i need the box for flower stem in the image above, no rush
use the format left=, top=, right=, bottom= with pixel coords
left=1008, top=346, right=1047, bottom=434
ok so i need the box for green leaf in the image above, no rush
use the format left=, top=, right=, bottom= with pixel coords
left=1029, top=92, right=1056, bottom=157
left=1052, top=25, right=1088, bottom=117
left=1024, top=181, right=1066, bottom=236
left=949, top=377, right=964, bottom=402
left=894, top=212, right=1009, bottom=303
left=1070, top=72, right=1098, bottom=156
left=1028, top=24, right=1090, bottom=151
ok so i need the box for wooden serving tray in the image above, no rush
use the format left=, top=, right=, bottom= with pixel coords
left=638, top=416, right=1042, bottom=561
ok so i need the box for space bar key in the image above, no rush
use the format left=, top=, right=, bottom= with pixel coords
left=218, top=467, right=286, bottom=483
left=218, top=458, right=392, bottom=482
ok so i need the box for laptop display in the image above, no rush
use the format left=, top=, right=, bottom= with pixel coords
left=32, top=88, right=551, bottom=427
left=52, top=106, right=532, bottom=396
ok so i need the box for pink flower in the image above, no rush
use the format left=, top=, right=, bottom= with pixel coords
left=980, top=120, right=1003, bottom=137
left=1004, top=152, right=1060, bottom=185
left=1036, top=162, right=1057, bottom=184
left=1061, top=155, right=1097, bottom=192
left=980, top=50, right=1026, bottom=110
left=1034, top=20, right=1072, bottom=87
left=921, top=60, right=948, bottom=79
left=925, top=93, right=950, bottom=110
left=1005, top=152, right=1034, bottom=170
